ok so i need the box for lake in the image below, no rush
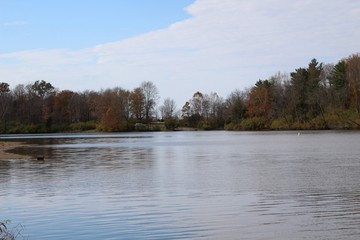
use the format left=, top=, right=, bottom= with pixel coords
left=1, top=131, right=360, bottom=239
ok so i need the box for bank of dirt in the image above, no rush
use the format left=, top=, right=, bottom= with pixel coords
left=0, top=142, right=30, bottom=160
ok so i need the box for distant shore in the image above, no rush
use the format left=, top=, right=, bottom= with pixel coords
left=0, top=141, right=30, bottom=160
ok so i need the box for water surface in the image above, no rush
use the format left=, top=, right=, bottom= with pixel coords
left=1, top=131, right=360, bottom=239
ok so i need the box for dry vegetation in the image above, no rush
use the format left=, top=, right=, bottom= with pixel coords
left=1, top=53, right=360, bottom=132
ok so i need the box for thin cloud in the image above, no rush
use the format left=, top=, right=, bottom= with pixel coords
left=3, top=20, right=30, bottom=26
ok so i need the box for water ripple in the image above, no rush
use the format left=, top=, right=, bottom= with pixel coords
left=1, top=131, right=360, bottom=239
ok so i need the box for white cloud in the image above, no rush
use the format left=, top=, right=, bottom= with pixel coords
left=1, top=0, right=360, bottom=105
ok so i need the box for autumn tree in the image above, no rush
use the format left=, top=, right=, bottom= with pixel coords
left=0, top=82, right=11, bottom=132
left=1, top=52, right=359, bottom=132
left=247, top=80, right=273, bottom=119
left=99, top=107, right=122, bottom=132
left=88, top=91, right=103, bottom=122
left=96, top=88, right=132, bottom=132
left=130, top=87, right=145, bottom=121
left=52, top=90, right=75, bottom=123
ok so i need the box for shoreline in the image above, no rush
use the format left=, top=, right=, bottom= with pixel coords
left=0, top=141, right=30, bottom=160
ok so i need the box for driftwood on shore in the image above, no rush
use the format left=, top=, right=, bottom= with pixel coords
left=0, top=142, right=30, bottom=160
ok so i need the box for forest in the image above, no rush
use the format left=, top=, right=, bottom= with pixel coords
left=0, top=53, right=360, bottom=133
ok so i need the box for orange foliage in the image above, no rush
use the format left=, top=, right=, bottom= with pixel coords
left=246, top=83, right=272, bottom=119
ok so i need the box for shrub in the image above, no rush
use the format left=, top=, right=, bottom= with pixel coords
left=164, top=117, right=179, bottom=130
left=240, top=117, right=266, bottom=130
left=69, top=121, right=97, bottom=131
left=8, top=124, right=45, bottom=134
left=270, top=118, right=289, bottom=130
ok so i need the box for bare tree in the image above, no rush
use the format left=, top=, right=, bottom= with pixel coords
left=160, top=98, right=177, bottom=119
left=225, top=89, right=247, bottom=124
left=140, top=81, right=159, bottom=121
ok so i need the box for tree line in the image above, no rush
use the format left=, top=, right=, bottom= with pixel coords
left=0, top=53, right=359, bottom=133
left=0, top=80, right=161, bottom=133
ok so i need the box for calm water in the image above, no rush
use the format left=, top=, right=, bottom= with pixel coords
left=1, top=131, right=360, bottom=239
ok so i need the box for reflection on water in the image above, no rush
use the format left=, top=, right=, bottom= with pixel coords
left=1, top=131, right=360, bottom=239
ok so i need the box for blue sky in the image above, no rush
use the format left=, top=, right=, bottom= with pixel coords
left=1, top=0, right=192, bottom=52
left=1, top=0, right=360, bottom=106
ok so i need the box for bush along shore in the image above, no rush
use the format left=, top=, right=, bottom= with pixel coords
left=1, top=53, right=360, bottom=133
